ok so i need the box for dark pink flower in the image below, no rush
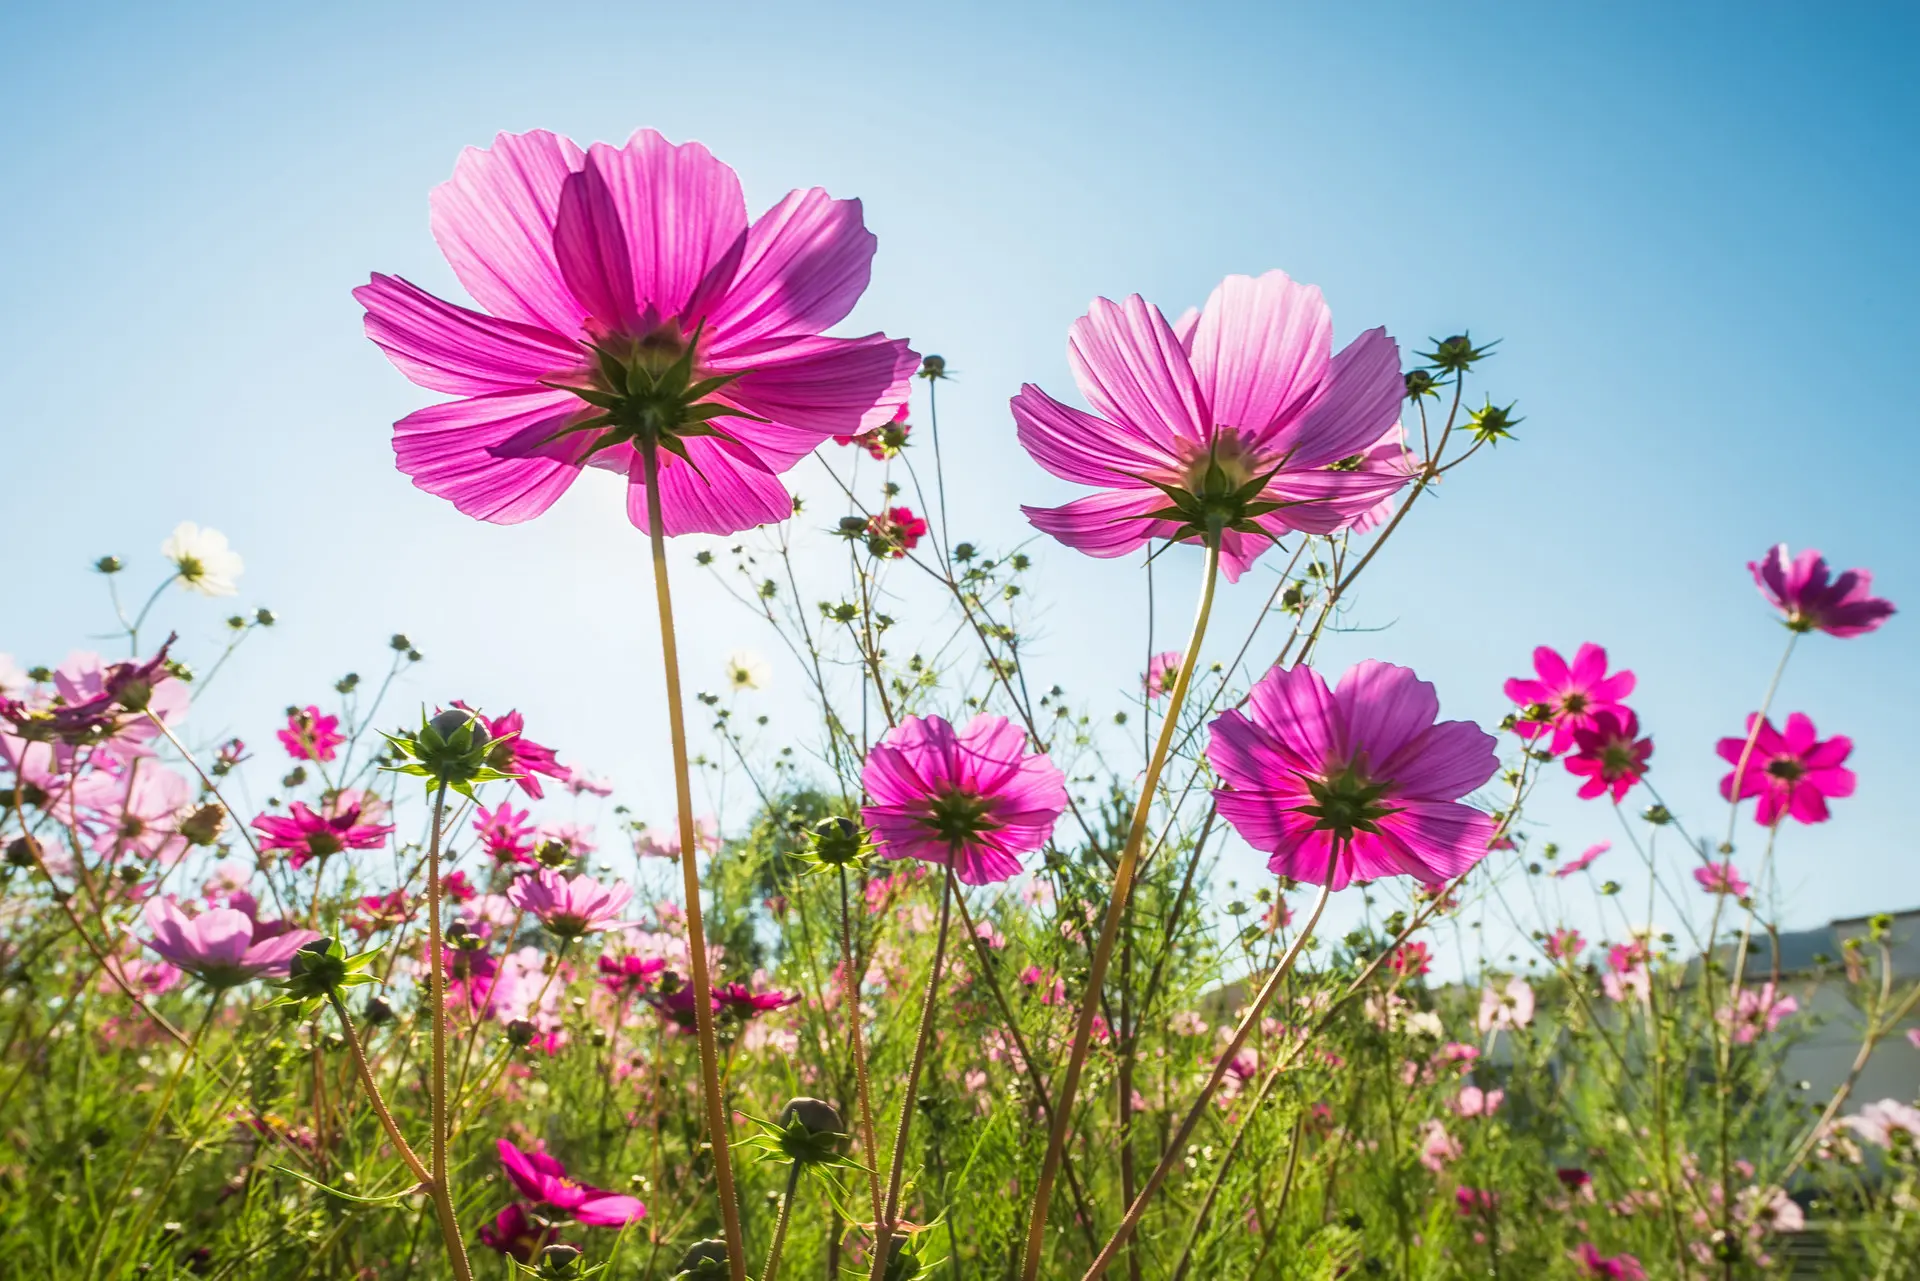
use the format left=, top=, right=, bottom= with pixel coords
left=1143, top=651, right=1182, bottom=700
left=1454, top=1187, right=1498, bottom=1218
left=357, top=129, right=916, bottom=537
left=277, top=706, right=344, bottom=762
left=1716, top=713, right=1854, bottom=827
left=141, top=897, right=319, bottom=988
left=456, top=705, right=570, bottom=799
left=1013, top=272, right=1410, bottom=581
left=834, top=402, right=911, bottom=459
left=596, top=953, right=667, bottom=998
left=1503, top=644, right=1635, bottom=756
left=506, top=868, right=632, bottom=938
left=443, top=870, right=478, bottom=903
left=1388, top=941, right=1432, bottom=978
left=1553, top=840, right=1610, bottom=879
left=1570, top=1243, right=1646, bottom=1280
left=1547, top=928, right=1586, bottom=962
left=252, top=797, right=394, bottom=870
left=496, top=1139, right=645, bottom=1226
left=713, top=981, right=800, bottom=1020
left=5, top=641, right=187, bottom=757
left=1692, top=861, right=1750, bottom=897
left=1565, top=711, right=1651, bottom=802
left=1750, top=544, right=1895, bottom=637
left=475, top=801, right=537, bottom=864
left=1206, top=661, right=1499, bottom=889
left=864, top=505, right=926, bottom=558
left=1557, top=1167, right=1594, bottom=1192
left=346, top=889, right=412, bottom=936
left=477, top=1203, right=558, bottom=1262
left=860, top=713, right=1067, bottom=885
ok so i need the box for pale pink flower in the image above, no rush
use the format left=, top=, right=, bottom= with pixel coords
left=1750, top=544, right=1895, bottom=637
left=1207, top=661, right=1499, bottom=889
left=1692, top=860, right=1750, bottom=897
left=507, top=869, right=632, bottom=938
left=1143, top=652, right=1183, bottom=699
left=1450, top=1085, right=1505, bottom=1118
left=1553, top=841, right=1609, bottom=878
left=357, top=129, right=916, bottom=537
left=1724, top=982, right=1798, bottom=1043
left=1840, top=1099, right=1920, bottom=1149
left=1475, top=977, right=1535, bottom=1034
left=1717, top=712, right=1854, bottom=826
left=1504, top=644, right=1636, bottom=756
left=1014, top=271, right=1410, bottom=581
left=536, top=821, right=597, bottom=859
left=140, top=897, right=319, bottom=987
left=633, top=814, right=720, bottom=861
left=861, top=713, right=1067, bottom=885
left=78, top=764, right=194, bottom=864
left=1417, top=1118, right=1462, bottom=1172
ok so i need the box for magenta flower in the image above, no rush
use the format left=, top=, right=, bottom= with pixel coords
left=1570, top=1244, right=1647, bottom=1280
left=1565, top=710, right=1651, bottom=802
left=1503, top=644, right=1635, bottom=756
left=865, top=505, right=927, bottom=558
left=1454, top=1187, right=1498, bottom=1218
left=1553, top=840, right=1610, bottom=879
left=1388, top=940, right=1432, bottom=977
left=252, top=798, right=394, bottom=870
left=1206, top=661, right=1499, bottom=890
left=277, top=706, right=344, bottom=762
left=496, top=1139, right=646, bottom=1226
left=1546, top=928, right=1586, bottom=962
left=477, top=1203, right=558, bottom=1263
left=452, top=704, right=571, bottom=798
left=357, top=129, right=916, bottom=536
left=475, top=801, right=537, bottom=865
left=860, top=713, right=1068, bottom=885
left=1750, top=544, right=1895, bottom=637
left=140, top=897, right=319, bottom=988
left=5, top=642, right=187, bottom=757
left=596, top=952, right=667, bottom=998
left=1013, top=272, right=1410, bottom=581
left=1716, top=712, right=1854, bottom=826
left=1693, top=860, right=1751, bottom=897
left=1143, top=651, right=1182, bottom=700
left=506, top=868, right=632, bottom=938
left=834, top=402, right=912, bottom=459
left=713, top=980, right=800, bottom=1020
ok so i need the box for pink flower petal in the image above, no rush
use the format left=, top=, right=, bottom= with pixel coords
left=621, top=437, right=792, bottom=537
left=1267, top=326, right=1403, bottom=467
left=715, top=331, right=918, bottom=442
left=356, top=274, right=583, bottom=396
left=703, top=187, right=876, bottom=349
left=393, top=388, right=589, bottom=524
left=431, top=130, right=590, bottom=336
left=553, top=162, right=643, bottom=332
left=1011, top=383, right=1177, bottom=486
left=584, top=131, right=748, bottom=325
left=1188, top=271, right=1331, bottom=435
left=1067, top=295, right=1206, bottom=449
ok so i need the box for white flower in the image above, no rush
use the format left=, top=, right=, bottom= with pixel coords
left=725, top=649, right=770, bottom=692
left=0, top=654, right=28, bottom=698
left=161, top=522, right=243, bottom=597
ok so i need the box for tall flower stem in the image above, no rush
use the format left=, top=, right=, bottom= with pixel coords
left=423, top=780, right=474, bottom=1281
left=868, top=864, right=957, bottom=1281
left=1080, top=857, right=1338, bottom=1281
left=641, top=441, right=747, bottom=1280
left=761, top=1160, right=804, bottom=1281
left=838, top=865, right=886, bottom=1230
left=328, top=991, right=430, bottom=1185
left=1020, top=537, right=1222, bottom=1280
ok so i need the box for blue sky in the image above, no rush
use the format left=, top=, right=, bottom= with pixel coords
left=3, top=1, right=1914, bottom=966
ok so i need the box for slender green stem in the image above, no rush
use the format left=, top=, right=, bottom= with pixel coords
left=328, top=991, right=430, bottom=1184
left=838, top=866, right=886, bottom=1232
left=868, top=865, right=956, bottom=1281
left=423, top=781, right=475, bottom=1281
left=761, top=1161, right=804, bottom=1281
left=1020, top=537, right=1222, bottom=1280
left=641, top=440, right=747, bottom=1280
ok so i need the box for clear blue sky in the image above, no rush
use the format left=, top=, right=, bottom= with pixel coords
left=4, top=1, right=1914, bottom=965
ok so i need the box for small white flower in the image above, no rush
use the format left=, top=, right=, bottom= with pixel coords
left=160, top=522, right=243, bottom=597
left=724, top=649, right=770, bottom=692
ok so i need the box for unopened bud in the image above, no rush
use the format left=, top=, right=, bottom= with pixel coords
left=178, top=804, right=227, bottom=847
left=673, top=1238, right=729, bottom=1279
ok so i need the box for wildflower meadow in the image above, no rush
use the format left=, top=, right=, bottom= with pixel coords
left=2, top=122, right=1914, bottom=1281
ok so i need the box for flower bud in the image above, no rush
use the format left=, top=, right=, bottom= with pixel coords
left=807, top=816, right=868, bottom=868
left=390, top=633, right=413, bottom=652
left=534, top=1244, right=585, bottom=1278
left=364, top=995, right=394, bottom=1025
left=506, top=1019, right=538, bottom=1048
left=283, top=938, right=351, bottom=999
left=672, top=1239, right=730, bottom=1279
left=6, top=835, right=42, bottom=868
left=178, top=803, right=227, bottom=847
left=774, top=1096, right=847, bottom=1166
left=94, top=556, right=124, bottom=574
left=918, top=354, right=946, bottom=380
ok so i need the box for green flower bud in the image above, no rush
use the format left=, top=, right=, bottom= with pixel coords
left=775, top=1097, right=847, bottom=1166
left=177, top=803, right=227, bottom=847
left=672, top=1239, right=729, bottom=1279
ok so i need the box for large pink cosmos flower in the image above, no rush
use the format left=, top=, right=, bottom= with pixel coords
left=1716, top=712, right=1854, bottom=826
left=252, top=796, right=395, bottom=870
left=496, top=1139, right=646, bottom=1226
left=506, top=868, right=632, bottom=938
left=1207, top=661, right=1499, bottom=889
left=1840, top=1099, right=1920, bottom=1149
left=860, top=713, right=1068, bottom=885
left=1565, top=710, right=1651, bottom=802
left=1750, top=545, right=1895, bottom=637
left=1503, top=644, right=1635, bottom=756
left=1013, top=272, right=1410, bottom=581
left=454, top=705, right=570, bottom=799
left=140, top=897, right=319, bottom=988
left=357, top=129, right=917, bottom=536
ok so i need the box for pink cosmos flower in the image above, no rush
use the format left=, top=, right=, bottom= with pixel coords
left=1475, top=977, right=1535, bottom=1034
left=475, top=801, right=537, bottom=865
left=1693, top=860, right=1751, bottom=897
left=1750, top=545, right=1895, bottom=637
left=1450, top=1084, right=1505, bottom=1117
left=536, top=822, right=597, bottom=860
left=252, top=797, right=395, bottom=870
left=357, top=129, right=916, bottom=537
left=1206, top=661, right=1499, bottom=889
left=1725, top=982, right=1798, bottom=1044
left=1840, top=1099, right=1920, bottom=1149
left=1566, top=711, right=1651, bottom=802
left=140, top=897, right=319, bottom=988
left=1603, top=940, right=1653, bottom=1004
left=1388, top=940, right=1432, bottom=978
left=78, top=765, right=194, bottom=864
left=443, top=870, right=477, bottom=904
left=864, top=505, right=927, bottom=558
left=597, top=952, right=667, bottom=998
left=1570, top=1244, right=1647, bottom=1280
left=1716, top=713, right=1854, bottom=826
left=277, top=706, right=344, bottom=762
left=1503, top=644, right=1635, bottom=756
left=477, top=1203, right=557, bottom=1263
left=1547, top=928, right=1586, bottom=962
left=632, top=813, right=720, bottom=860
left=103, top=950, right=182, bottom=999
left=496, top=1139, right=646, bottom=1226
left=860, top=713, right=1068, bottom=885
left=1417, top=1118, right=1462, bottom=1172
left=565, top=771, right=614, bottom=798
left=713, top=981, right=801, bottom=1019
left=1143, top=651, right=1183, bottom=700
left=453, top=705, right=570, bottom=798
left=506, top=868, right=632, bottom=938
left=1013, top=272, right=1410, bottom=581
left=4, top=644, right=188, bottom=761
left=1454, top=1187, right=1498, bottom=1218
left=1553, top=841, right=1610, bottom=878
left=835, top=402, right=911, bottom=459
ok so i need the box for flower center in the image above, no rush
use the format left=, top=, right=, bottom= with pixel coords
left=1138, top=432, right=1292, bottom=545
left=1765, top=756, right=1804, bottom=784
left=308, top=832, right=344, bottom=859
left=1559, top=692, right=1589, bottom=715
left=1297, top=761, right=1399, bottom=842
left=541, top=323, right=757, bottom=467
left=922, top=788, right=1000, bottom=847
left=1599, top=740, right=1639, bottom=776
